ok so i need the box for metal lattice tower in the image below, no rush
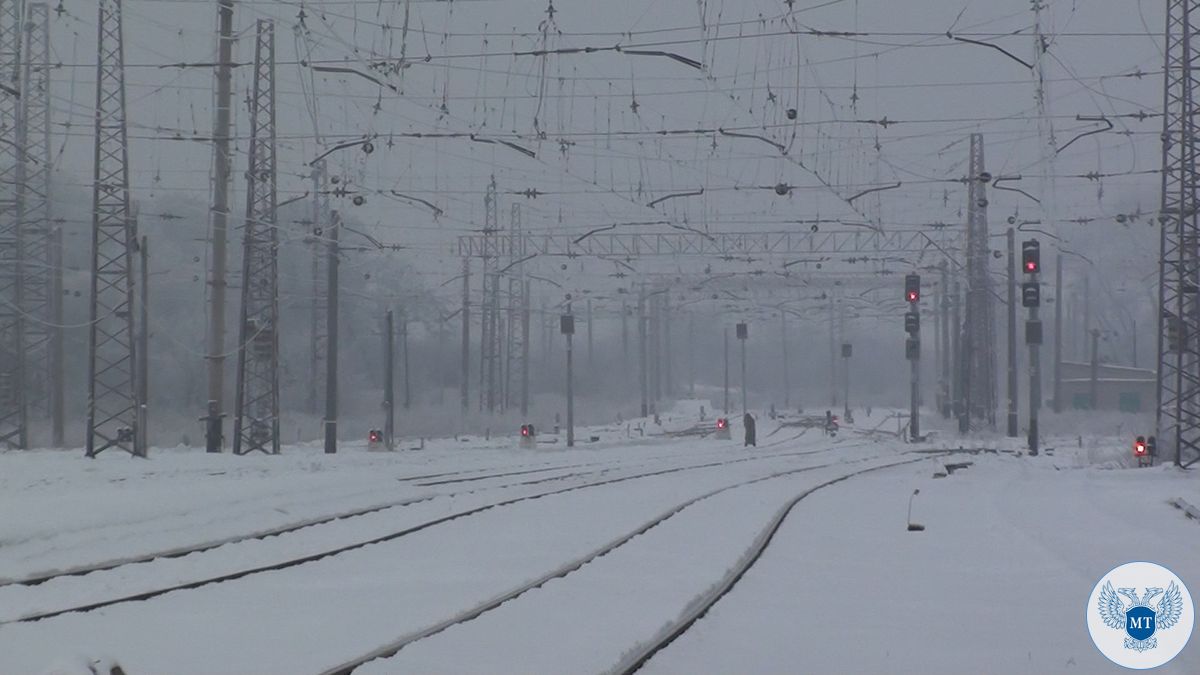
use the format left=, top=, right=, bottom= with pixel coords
left=1157, top=0, right=1200, bottom=468
left=86, top=0, right=141, bottom=457
left=963, top=133, right=997, bottom=428
left=503, top=203, right=529, bottom=414
left=20, top=3, right=51, bottom=428
left=308, top=161, right=328, bottom=415
left=0, top=0, right=25, bottom=449
left=478, top=176, right=502, bottom=412
left=232, top=20, right=279, bottom=455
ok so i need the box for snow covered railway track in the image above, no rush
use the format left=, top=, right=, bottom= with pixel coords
left=315, top=450, right=883, bottom=675
left=2, top=453, right=708, bottom=590
left=6, top=443, right=852, bottom=625
left=609, top=454, right=940, bottom=675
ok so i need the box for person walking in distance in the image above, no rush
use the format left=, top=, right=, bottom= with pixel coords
left=743, top=412, right=757, bottom=447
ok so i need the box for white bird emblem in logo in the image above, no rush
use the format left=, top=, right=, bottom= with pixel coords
left=1098, top=581, right=1184, bottom=652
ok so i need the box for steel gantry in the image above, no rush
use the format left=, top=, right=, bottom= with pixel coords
left=1157, top=0, right=1200, bottom=468
left=0, top=0, right=25, bottom=449
left=478, top=177, right=504, bottom=413
left=232, top=20, right=279, bottom=455
left=962, top=133, right=997, bottom=429
left=503, top=204, right=531, bottom=415
left=19, top=3, right=56, bottom=440
left=86, top=0, right=142, bottom=457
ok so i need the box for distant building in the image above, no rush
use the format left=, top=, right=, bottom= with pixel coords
left=1058, top=361, right=1155, bottom=413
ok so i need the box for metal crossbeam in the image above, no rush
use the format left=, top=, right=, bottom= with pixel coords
left=232, top=20, right=279, bottom=455
left=0, top=0, right=25, bottom=449
left=1157, top=0, right=1200, bottom=469
left=86, top=0, right=141, bottom=457
left=458, top=228, right=963, bottom=260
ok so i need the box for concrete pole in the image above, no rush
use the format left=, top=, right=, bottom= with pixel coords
left=940, top=262, right=951, bottom=418
left=402, top=312, right=411, bottom=410
left=1090, top=328, right=1100, bottom=409
left=1028, top=281, right=1042, bottom=456
left=385, top=310, right=395, bottom=449
left=205, top=0, right=235, bottom=453
left=663, top=295, right=672, bottom=396
left=843, top=351, right=850, bottom=421
left=50, top=227, right=64, bottom=447
left=324, top=212, right=340, bottom=454
left=781, top=313, right=790, bottom=408
left=586, top=298, right=594, bottom=371
left=688, top=313, right=696, bottom=397
left=740, top=332, right=748, bottom=414
left=723, top=326, right=730, bottom=414
left=520, top=280, right=530, bottom=417
left=1007, top=229, right=1019, bottom=437
left=460, top=258, right=470, bottom=412
left=566, top=319, right=574, bottom=448
left=138, top=236, right=149, bottom=454
left=1053, top=253, right=1063, bottom=413
left=638, top=288, right=648, bottom=417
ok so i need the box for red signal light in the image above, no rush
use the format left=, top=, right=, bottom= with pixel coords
left=716, top=418, right=727, bottom=430
left=906, top=290, right=919, bottom=303
left=1134, top=435, right=1147, bottom=457
left=1025, top=260, right=1038, bottom=273
left=521, top=425, right=530, bottom=437
left=369, top=430, right=382, bottom=443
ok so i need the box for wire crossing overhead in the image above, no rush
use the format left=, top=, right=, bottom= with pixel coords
left=1157, top=0, right=1200, bottom=470
left=86, top=0, right=142, bottom=458
left=457, top=229, right=964, bottom=260
left=233, top=19, right=280, bottom=456
left=0, top=0, right=25, bottom=449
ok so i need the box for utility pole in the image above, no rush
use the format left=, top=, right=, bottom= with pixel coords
left=401, top=311, right=411, bottom=410
left=384, top=310, right=395, bottom=450
left=723, top=325, right=730, bottom=415
left=205, top=0, right=235, bottom=453
left=460, top=257, right=470, bottom=412
left=586, top=298, right=593, bottom=371
left=662, top=295, right=672, bottom=396
left=50, top=227, right=63, bottom=447
left=737, top=322, right=749, bottom=414
left=232, top=20, right=279, bottom=456
left=1090, top=328, right=1100, bottom=410
left=1007, top=228, right=1019, bottom=437
left=138, top=235, right=148, bottom=452
left=638, top=287, right=648, bottom=417
left=781, top=312, right=790, bottom=408
left=324, top=210, right=340, bottom=454
left=940, top=262, right=951, bottom=418
left=829, top=294, right=837, bottom=406
left=688, top=312, right=696, bottom=397
left=520, top=281, right=530, bottom=416
left=563, top=311, right=574, bottom=447
left=86, top=0, right=142, bottom=457
left=842, top=343, right=851, bottom=421
left=308, top=162, right=327, bottom=417
left=1053, top=252, right=1063, bottom=413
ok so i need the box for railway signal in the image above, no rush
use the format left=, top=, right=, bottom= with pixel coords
left=905, top=274, right=921, bottom=303
left=715, top=417, right=731, bottom=440
left=1022, top=239, right=1040, bottom=273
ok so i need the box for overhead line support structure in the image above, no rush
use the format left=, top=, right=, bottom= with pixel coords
left=232, top=19, right=279, bottom=455
left=1157, top=0, right=1200, bottom=469
left=86, top=0, right=142, bottom=458
left=0, top=0, right=24, bottom=449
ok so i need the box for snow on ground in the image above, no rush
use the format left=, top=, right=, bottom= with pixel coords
left=0, top=404, right=1197, bottom=674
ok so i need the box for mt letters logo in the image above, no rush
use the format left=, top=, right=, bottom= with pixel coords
left=1087, top=562, right=1193, bottom=669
